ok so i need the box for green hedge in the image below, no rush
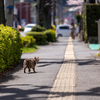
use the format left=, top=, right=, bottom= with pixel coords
left=27, top=24, right=56, bottom=45
left=0, top=24, right=23, bottom=72
left=83, top=4, right=100, bottom=42
left=44, top=29, right=56, bottom=42
left=21, top=36, right=36, bottom=47
left=31, top=25, right=46, bottom=32
left=26, top=32, right=47, bottom=45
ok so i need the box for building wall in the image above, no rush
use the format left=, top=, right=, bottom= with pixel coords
left=16, top=3, right=31, bottom=24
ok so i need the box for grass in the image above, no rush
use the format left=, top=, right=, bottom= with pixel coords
left=22, top=45, right=39, bottom=53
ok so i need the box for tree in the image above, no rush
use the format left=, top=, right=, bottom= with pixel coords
left=0, top=0, right=5, bottom=25
left=36, top=0, right=51, bottom=29
left=75, top=14, right=82, bottom=24
left=43, top=0, right=51, bottom=29
left=34, top=0, right=60, bottom=29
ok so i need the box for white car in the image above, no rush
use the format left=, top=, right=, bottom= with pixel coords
left=24, top=23, right=36, bottom=34
left=56, top=24, right=72, bottom=37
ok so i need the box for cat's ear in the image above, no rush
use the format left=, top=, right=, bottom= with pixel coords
left=34, top=56, right=36, bottom=59
left=37, top=56, right=39, bottom=59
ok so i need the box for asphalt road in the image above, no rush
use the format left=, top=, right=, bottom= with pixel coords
left=0, top=37, right=69, bottom=100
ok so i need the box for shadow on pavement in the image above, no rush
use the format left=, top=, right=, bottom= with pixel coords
left=0, top=85, right=51, bottom=100
left=38, top=58, right=63, bottom=67
left=0, top=58, right=100, bottom=83
left=75, top=59, right=100, bottom=66
left=39, top=58, right=100, bottom=67
left=0, top=84, right=100, bottom=100
left=0, top=59, right=25, bottom=83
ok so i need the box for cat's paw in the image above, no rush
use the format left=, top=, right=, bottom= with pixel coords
left=24, top=71, right=26, bottom=73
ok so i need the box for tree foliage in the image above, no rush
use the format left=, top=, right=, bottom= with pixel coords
left=75, top=14, right=82, bottom=24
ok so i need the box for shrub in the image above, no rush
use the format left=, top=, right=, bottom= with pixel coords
left=19, top=27, right=24, bottom=31
left=26, top=32, right=47, bottom=45
left=52, top=25, right=56, bottom=30
left=44, top=29, right=56, bottom=42
left=21, top=36, right=36, bottom=47
left=31, top=25, right=46, bottom=32
left=0, top=24, right=23, bottom=72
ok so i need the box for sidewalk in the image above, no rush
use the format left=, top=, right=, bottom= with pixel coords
left=0, top=37, right=100, bottom=100
left=46, top=37, right=76, bottom=100
left=0, top=37, right=69, bottom=100
left=46, top=37, right=100, bottom=100
left=74, top=37, right=100, bottom=100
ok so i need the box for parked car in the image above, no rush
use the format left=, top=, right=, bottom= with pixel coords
left=24, top=23, right=36, bottom=34
left=56, top=24, right=72, bottom=37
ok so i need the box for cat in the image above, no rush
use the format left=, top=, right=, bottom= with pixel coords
left=23, top=57, right=39, bottom=73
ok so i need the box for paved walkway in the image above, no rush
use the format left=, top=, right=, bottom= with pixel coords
left=0, top=37, right=69, bottom=100
left=47, top=37, right=76, bottom=100
left=1, top=36, right=100, bottom=100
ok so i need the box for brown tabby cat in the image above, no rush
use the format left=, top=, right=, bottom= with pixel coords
left=23, top=57, right=39, bottom=73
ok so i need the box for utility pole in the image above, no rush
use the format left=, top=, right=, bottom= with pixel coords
left=57, top=0, right=60, bottom=24
left=60, top=0, right=63, bottom=24
left=6, top=0, right=14, bottom=27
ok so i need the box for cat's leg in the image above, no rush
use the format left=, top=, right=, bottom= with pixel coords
left=33, top=67, right=36, bottom=73
left=28, top=67, right=31, bottom=72
left=24, top=67, right=27, bottom=73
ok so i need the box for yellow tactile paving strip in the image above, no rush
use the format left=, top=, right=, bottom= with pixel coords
left=46, top=37, right=76, bottom=100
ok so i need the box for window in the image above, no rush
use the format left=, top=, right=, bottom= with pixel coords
left=59, top=26, right=69, bottom=29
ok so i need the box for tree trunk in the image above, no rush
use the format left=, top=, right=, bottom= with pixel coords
left=36, top=0, right=51, bottom=29
left=36, top=0, right=44, bottom=27
left=43, top=0, right=51, bottom=29
left=0, top=0, right=5, bottom=25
